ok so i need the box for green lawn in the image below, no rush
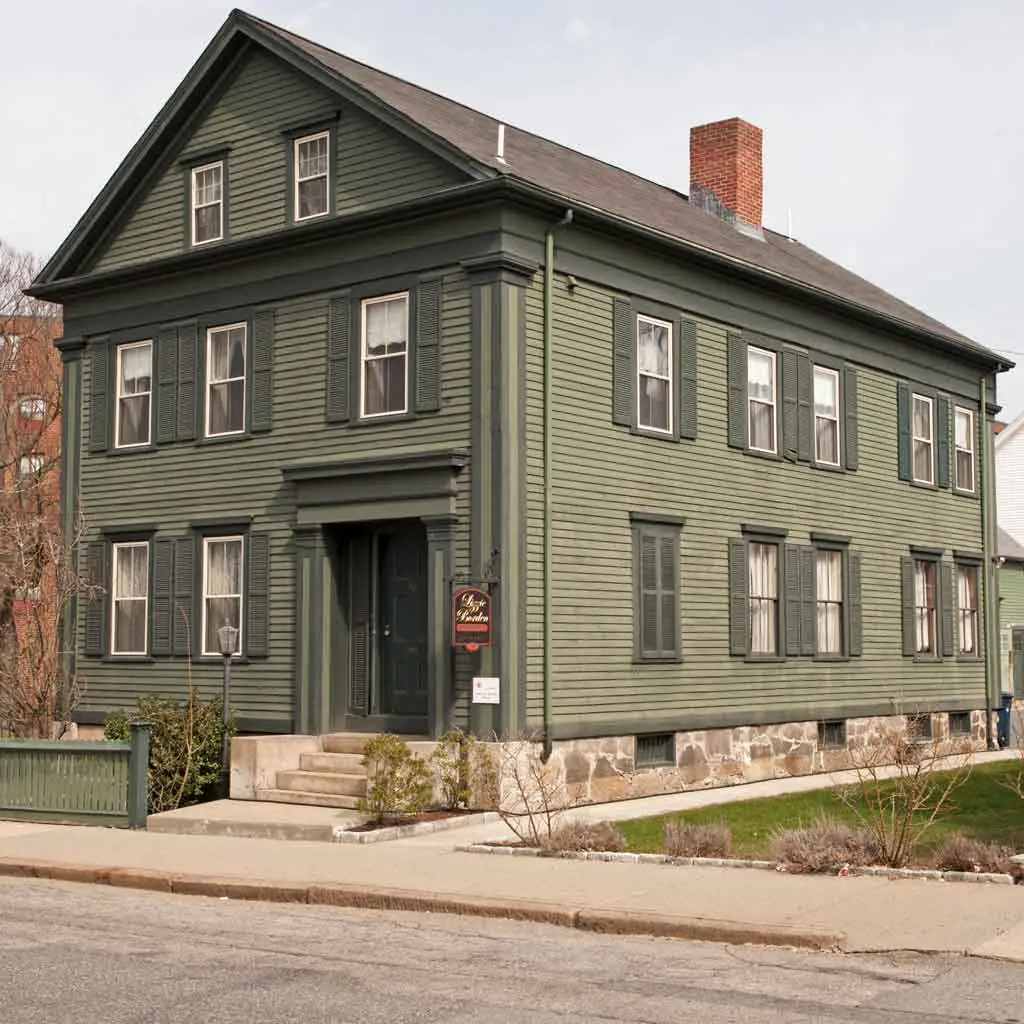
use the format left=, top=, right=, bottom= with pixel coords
left=618, top=761, right=1024, bottom=858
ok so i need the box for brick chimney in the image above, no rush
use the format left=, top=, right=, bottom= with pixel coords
left=689, top=117, right=763, bottom=234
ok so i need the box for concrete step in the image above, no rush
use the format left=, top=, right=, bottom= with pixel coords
left=299, top=751, right=365, bottom=774
left=255, top=788, right=363, bottom=810
left=276, top=770, right=367, bottom=797
left=321, top=734, right=372, bottom=755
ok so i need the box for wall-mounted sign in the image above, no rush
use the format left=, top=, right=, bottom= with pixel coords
left=472, top=676, right=500, bottom=704
left=452, top=586, right=492, bottom=649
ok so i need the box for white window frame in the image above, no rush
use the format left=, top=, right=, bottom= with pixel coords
left=110, top=541, right=149, bottom=657
left=957, top=562, right=979, bottom=655
left=813, top=365, right=841, bottom=467
left=913, top=557, right=937, bottom=655
left=201, top=535, right=244, bottom=658
left=1, top=334, right=19, bottom=362
left=747, top=346, right=777, bottom=455
left=635, top=314, right=674, bottom=435
left=748, top=540, right=779, bottom=655
left=954, top=406, right=976, bottom=492
left=815, top=548, right=845, bottom=655
left=294, top=131, right=330, bottom=221
left=18, top=453, right=43, bottom=477
left=911, top=393, right=935, bottom=485
left=190, top=161, right=224, bottom=246
left=114, top=340, right=153, bottom=449
left=18, top=395, right=45, bottom=420
left=204, top=324, right=247, bottom=438
left=360, top=293, right=410, bottom=419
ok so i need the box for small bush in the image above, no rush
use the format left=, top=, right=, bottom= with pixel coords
left=540, top=820, right=626, bottom=853
left=359, top=734, right=433, bottom=824
left=663, top=821, right=732, bottom=858
left=430, top=729, right=475, bottom=810
left=769, top=817, right=880, bottom=874
left=933, top=834, right=1017, bottom=875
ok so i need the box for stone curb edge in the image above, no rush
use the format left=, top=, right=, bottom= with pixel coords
left=332, top=811, right=502, bottom=844
left=0, top=857, right=843, bottom=952
left=457, top=844, right=1018, bottom=885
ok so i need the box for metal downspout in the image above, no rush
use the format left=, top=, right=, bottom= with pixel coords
left=543, top=209, right=573, bottom=760
left=981, top=377, right=999, bottom=748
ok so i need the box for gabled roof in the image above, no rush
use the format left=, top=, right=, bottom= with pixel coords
left=33, top=9, right=1010, bottom=371
left=1000, top=527, right=1024, bottom=563
left=996, top=411, right=1024, bottom=450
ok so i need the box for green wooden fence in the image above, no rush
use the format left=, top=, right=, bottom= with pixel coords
left=0, top=722, right=150, bottom=828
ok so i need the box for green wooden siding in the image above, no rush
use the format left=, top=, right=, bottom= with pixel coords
left=1000, top=564, right=1024, bottom=628
left=91, top=49, right=465, bottom=274
left=524, top=275, right=986, bottom=731
left=76, top=271, right=473, bottom=730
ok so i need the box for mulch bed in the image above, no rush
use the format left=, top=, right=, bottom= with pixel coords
left=345, top=809, right=476, bottom=833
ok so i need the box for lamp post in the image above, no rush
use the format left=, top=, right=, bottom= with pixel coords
left=216, top=624, right=239, bottom=799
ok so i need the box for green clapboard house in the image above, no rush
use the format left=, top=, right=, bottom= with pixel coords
left=29, top=10, right=1012, bottom=800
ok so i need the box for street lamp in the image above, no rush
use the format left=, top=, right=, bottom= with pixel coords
left=216, top=624, right=239, bottom=799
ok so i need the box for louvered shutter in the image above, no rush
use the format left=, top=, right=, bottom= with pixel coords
left=784, top=544, right=802, bottom=656
left=844, top=367, right=859, bottom=471
left=156, top=327, right=178, bottom=445
left=677, top=316, right=698, bottom=440
left=326, top=296, right=352, bottom=423
left=727, top=332, right=746, bottom=449
left=639, top=533, right=660, bottom=657
left=940, top=560, right=954, bottom=658
left=659, top=534, right=679, bottom=657
left=89, top=341, right=110, bottom=453
left=800, top=545, right=817, bottom=657
left=782, top=350, right=799, bottom=462
left=901, top=556, right=916, bottom=656
left=349, top=535, right=372, bottom=715
left=177, top=322, right=198, bottom=442
left=936, top=395, right=951, bottom=489
left=612, top=297, right=634, bottom=427
left=848, top=552, right=863, bottom=657
left=897, top=382, right=912, bottom=482
left=172, top=535, right=196, bottom=658
left=415, top=278, right=442, bottom=413
left=728, top=538, right=749, bottom=655
left=796, top=353, right=812, bottom=463
left=250, top=308, right=275, bottom=434
left=245, top=531, right=271, bottom=658
left=151, top=538, right=174, bottom=656
left=83, top=540, right=108, bottom=657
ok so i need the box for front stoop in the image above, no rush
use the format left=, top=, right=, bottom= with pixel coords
left=249, top=734, right=374, bottom=810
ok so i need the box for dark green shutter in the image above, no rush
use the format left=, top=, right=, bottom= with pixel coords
left=727, top=332, right=746, bottom=449
left=245, top=531, right=271, bottom=658
left=83, top=540, right=108, bottom=657
left=659, top=534, right=678, bottom=657
left=677, top=317, right=698, bottom=440
left=800, top=545, right=816, bottom=656
left=326, top=295, right=351, bottom=423
left=728, top=538, right=748, bottom=655
left=940, top=560, right=954, bottom=657
left=250, top=308, right=275, bottom=434
left=151, top=538, right=174, bottom=657
left=936, top=395, right=951, bottom=489
left=844, top=367, right=859, bottom=471
left=848, top=552, right=863, bottom=657
left=172, top=535, right=196, bottom=658
left=177, top=321, right=198, bottom=442
left=639, top=532, right=659, bottom=657
left=88, top=341, right=110, bottom=453
left=612, top=297, right=634, bottom=427
left=781, top=349, right=799, bottom=462
left=897, top=382, right=911, bottom=481
left=156, top=327, right=178, bottom=445
left=349, top=536, right=372, bottom=715
left=900, top=556, right=916, bottom=656
left=415, top=278, right=442, bottom=413
left=783, top=543, right=802, bottom=655
left=797, top=353, right=812, bottom=463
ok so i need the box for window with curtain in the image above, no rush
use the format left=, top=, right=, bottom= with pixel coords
left=116, top=341, right=152, bottom=448
left=295, top=132, right=329, bottom=220
left=636, top=315, right=672, bottom=433
left=816, top=549, right=844, bottom=654
left=913, top=558, right=937, bottom=654
left=747, top=347, right=776, bottom=453
left=954, top=407, right=975, bottom=491
left=19, top=396, right=45, bottom=420
left=957, top=563, right=979, bottom=655
left=911, top=394, right=934, bottom=484
left=203, top=536, right=243, bottom=656
left=813, top=366, right=840, bottom=466
left=191, top=161, right=223, bottom=244
left=361, top=293, right=409, bottom=417
left=111, top=542, right=149, bottom=655
left=748, top=541, right=778, bottom=654
left=206, top=325, right=246, bottom=436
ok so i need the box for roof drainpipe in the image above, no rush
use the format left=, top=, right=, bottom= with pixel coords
left=542, top=208, right=574, bottom=761
left=981, top=376, right=999, bottom=749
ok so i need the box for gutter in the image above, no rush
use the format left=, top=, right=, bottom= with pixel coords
left=542, top=209, right=574, bottom=760
left=981, top=377, right=1000, bottom=748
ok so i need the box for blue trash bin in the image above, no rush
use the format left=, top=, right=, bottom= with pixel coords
left=998, top=693, right=1014, bottom=748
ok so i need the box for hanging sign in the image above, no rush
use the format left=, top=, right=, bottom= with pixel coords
left=451, top=586, right=492, bottom=649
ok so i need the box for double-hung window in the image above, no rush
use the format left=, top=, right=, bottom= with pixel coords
left=1, top=334, right=19, bottom=365
left=19, top=396, right=45, bottom=420
left=111, top=541, right=149, bottom=656
left=361, top=293, right=409, bottom=418
left=191, top=161, right=224, bottom=245
left=911, top=394, right=935, bottom=485
left=957, top=563, right=979, bottom=655
left=206, top=325, right=246, bottom=436
left=636, top=315, right=672, bottom=434
left=816, top=549, right=844, bottom=655
left=115, top=341, right=152, bottom=448
left=294, top=132, right=330, bottom=220
left=18, top=453, right=43, bottom=478
left=813, top=366, right=841, bottom=466
left=748, top=541, right=779, bottom=655
left=632, top=517, right=681, bottom=661
left=913, top=558, right=937, bottom=654
left=202, top=536, right=243, bottom=656
left=747, top=347, right=776, bottom=454
left=954, top=407, right=975, bottom=492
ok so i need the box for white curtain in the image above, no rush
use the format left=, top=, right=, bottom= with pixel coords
left=747, top=350, right=775, bottom=450
left=816, top=550, right=842, bottom=653
left=814, top=370, right=839, bottom=464
left=120, top=346, right=151, bottom=394
left=749, top=542, right=777, bottom=654
left=958, top=567, right=977, bottom=653
left=914, top=561, right=934, bottom=653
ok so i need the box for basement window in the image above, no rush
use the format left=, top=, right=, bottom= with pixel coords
left=635, top=733, right=675, bottom=768
left=817, top=720, right=846, bottom=749
left=908, top=713, right=933, bottom=742
left=948, top=711, right=972, bottom=737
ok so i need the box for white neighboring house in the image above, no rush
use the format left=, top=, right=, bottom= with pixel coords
left=996, top=413, right=1024, bottom=544
left=996, top=415, right=1024, bottom=699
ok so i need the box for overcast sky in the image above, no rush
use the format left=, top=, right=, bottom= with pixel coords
left=5, top=0, right=1022, bottom=417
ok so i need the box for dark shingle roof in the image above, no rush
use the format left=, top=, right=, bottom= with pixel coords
left=245, top=11, right=1005, bottom=364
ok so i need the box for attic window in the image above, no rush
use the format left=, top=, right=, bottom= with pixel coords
left=191, top=161, right=224, bottom=245
left=294, top=132, right=330, bottom=220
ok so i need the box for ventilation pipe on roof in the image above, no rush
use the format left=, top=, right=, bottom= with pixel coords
left=495, top=124, right=507, bottom=165
left=542, top=208, right=574, bottom=761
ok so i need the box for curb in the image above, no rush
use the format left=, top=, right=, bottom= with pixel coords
left=0, top=856, right=843, bottom=952
left=332, top=811, right=502, bottom=844
left=458, top=844, right=1018, bottom=885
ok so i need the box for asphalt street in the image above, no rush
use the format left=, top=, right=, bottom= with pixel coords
left=1, top=877, right=1023, bottom=1024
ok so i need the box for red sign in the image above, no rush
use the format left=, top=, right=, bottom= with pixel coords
left=452, top=587, right=492, bottom=649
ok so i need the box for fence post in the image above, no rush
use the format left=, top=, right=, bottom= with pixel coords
left=128, top=721, right=151, bottom=829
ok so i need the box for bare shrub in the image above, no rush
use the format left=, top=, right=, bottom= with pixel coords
left=540, top=820, right=626, bottom=853
left=769, top=817, right=881, bottom=873
left=932, top=834, right=1017, bottom=875
left=663, top=821, right=732, bottom=858
left=835, top=717, right=973, bottom=867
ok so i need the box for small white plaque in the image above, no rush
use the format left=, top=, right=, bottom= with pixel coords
left=472, top=676, right=500, bottom=704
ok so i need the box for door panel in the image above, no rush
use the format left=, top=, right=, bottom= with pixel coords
left=379, top=524, right=428, bottom=718
left=348, top=533, right=373, bottom=717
